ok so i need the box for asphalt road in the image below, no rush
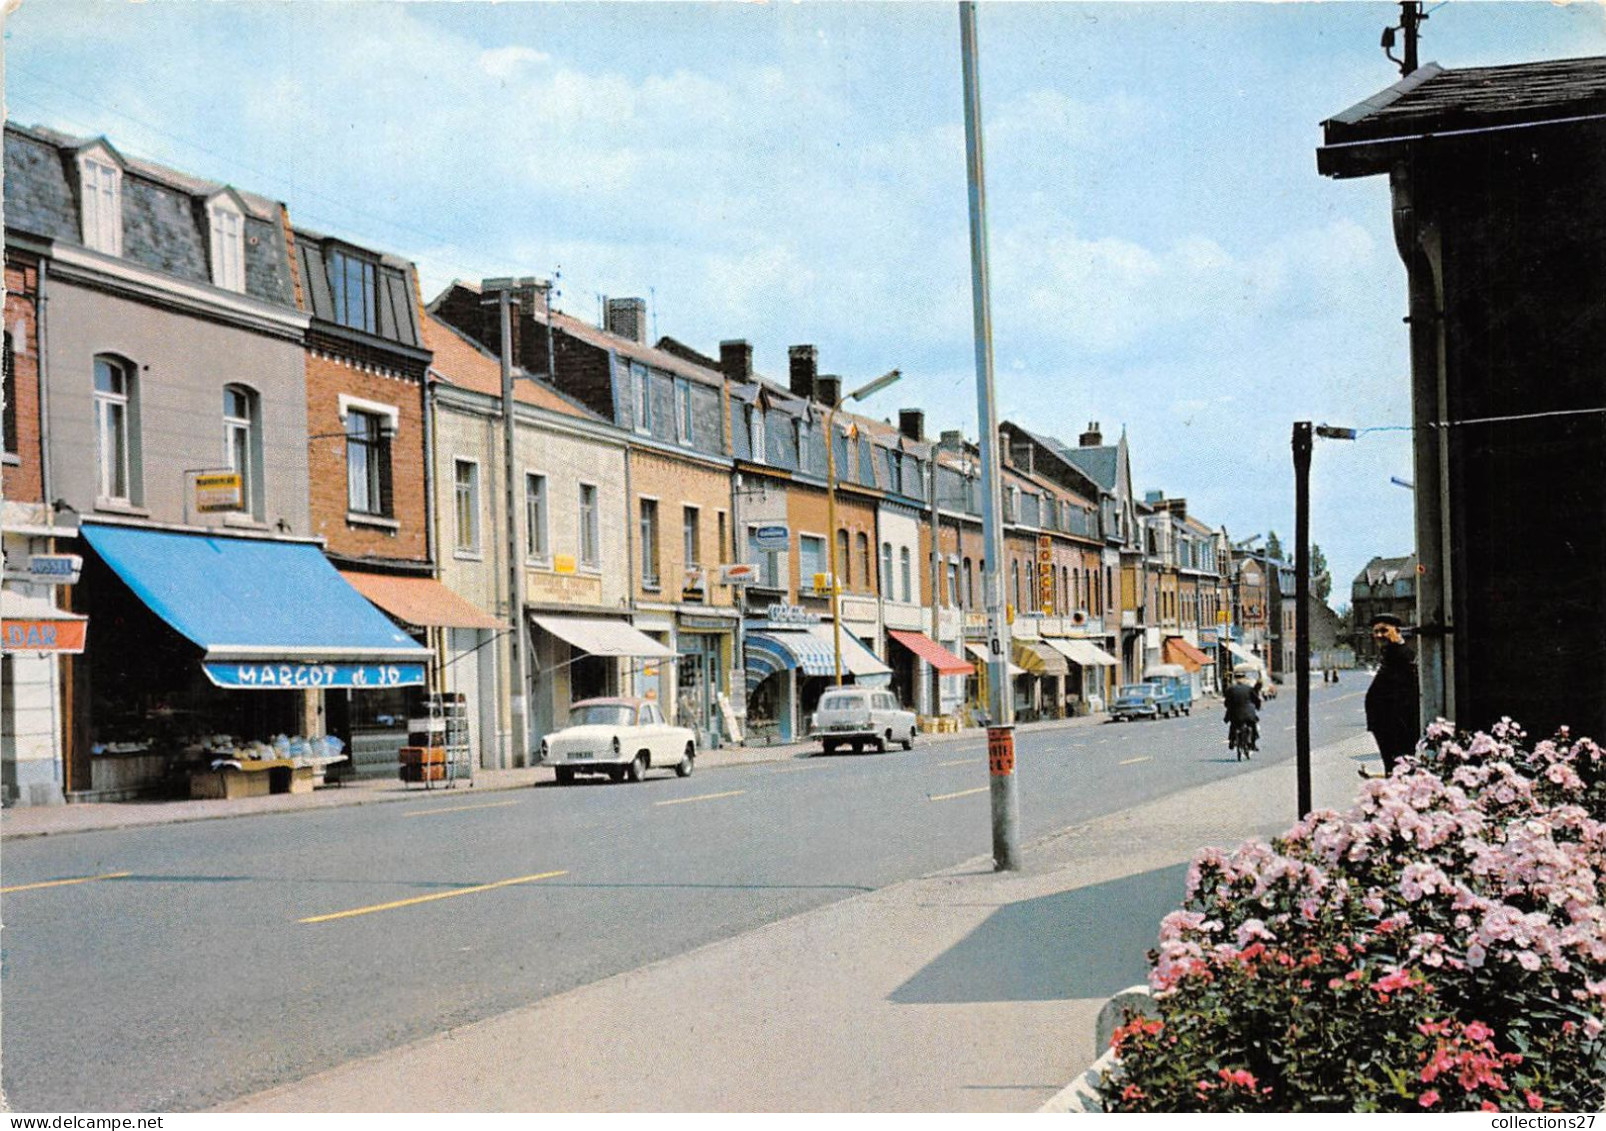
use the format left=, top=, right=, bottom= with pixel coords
left=0, top=684, right=1365, bottom=1111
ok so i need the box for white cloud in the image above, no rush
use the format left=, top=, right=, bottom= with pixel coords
left=479, top=45, right=551, bottom=79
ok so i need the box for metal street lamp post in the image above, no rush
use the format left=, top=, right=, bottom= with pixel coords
left=824, top=369, right=902, bottom=685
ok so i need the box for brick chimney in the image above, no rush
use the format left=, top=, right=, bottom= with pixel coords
left=938, top=429, right=966, bottom=451
left=898, top=409, right=924, bottom=442
left=1079, top=421, right=1103, bottom=447
left=606, top=297, right=647, bottom=344
left=789, top=344, right=817, bottom=399
left=815, top=375, right=841, bottom=409
left=719, top=339, right=754, bottom=384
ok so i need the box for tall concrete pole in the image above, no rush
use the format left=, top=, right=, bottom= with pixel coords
left=960, top=0, right=1019, bottom=871
left=826, top=405, right=844, bottom=686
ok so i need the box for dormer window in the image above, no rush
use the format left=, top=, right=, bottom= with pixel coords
left=78, top=151, right=122, bottom=256
left=208, top=195, right=247, bottom=293
left=328, top=249, right=376, bottom=333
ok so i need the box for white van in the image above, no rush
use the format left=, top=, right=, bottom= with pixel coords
left=810, top=687, right=917, bottom=755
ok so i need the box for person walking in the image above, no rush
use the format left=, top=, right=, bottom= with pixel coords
left=1363, top=613, right=1420, bottom=777
left=1223, top=667, right=1260, bottom=757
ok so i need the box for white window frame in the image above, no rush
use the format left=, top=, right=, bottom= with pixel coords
left=93, top=355, right=135, bottom=503
left=881, top=542, right=894, bottom=598
left=453, top=458, right=481, bottom=555
left=682, top=504, right=700, bottom=568
left=675, top=378, right=693, bottom=445
left=798, top=532, right=827, bottom=589
left=578, top=482, right=600, bottom=569
left=749, top=404, right=766, bottom=464
left=639, top=496, right=661, bottom=589
left=78, top=150, right=123, bottom=257
left=899, top=546, right=912, bottom=604
left=207, top=195, right=247, bottom=293
left=222, top=383, right=261, bottom=519
left=525, top=471, right=549, bottom=563
left=633, top=362, right=653, bottom=435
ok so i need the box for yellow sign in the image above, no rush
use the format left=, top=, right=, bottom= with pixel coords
left=813, top=572, right=838, bottom=596
left=1217, top=610, right=1229, bottom=624
left=194, top=472, right=243, bottom=513
left=553, top=554, right=577, bottom=575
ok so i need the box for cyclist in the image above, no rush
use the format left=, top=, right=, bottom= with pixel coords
left=1223, top=666, right=1260, bottom=757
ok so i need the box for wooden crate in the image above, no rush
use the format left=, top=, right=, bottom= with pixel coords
left=398, top=746, right=447, bottom=766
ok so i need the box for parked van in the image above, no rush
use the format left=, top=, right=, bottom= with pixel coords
left=1143, top=663, right=1194, bottom=717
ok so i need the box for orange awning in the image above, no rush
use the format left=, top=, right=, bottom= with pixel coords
left=339, top=571, right=504, bottom=630
left=887, top=629, right=974, bottom=676
left=1163, top=636, right=1214, bottom=672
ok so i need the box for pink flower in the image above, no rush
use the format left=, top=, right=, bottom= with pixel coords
left=1526, top=1091, right=1544, bottom=1111
left=1419, top=1090, right=1441, bottom=1108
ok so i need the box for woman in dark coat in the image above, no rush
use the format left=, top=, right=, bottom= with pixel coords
left=1364, top=614, right=1420, bottom=776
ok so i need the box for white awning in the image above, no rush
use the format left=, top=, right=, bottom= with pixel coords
left=964, top=642, right=1025, bottom=677
left=531, top=615, right=675, bottom=658
left=805, top=623, right=891, bottom=679
left=1223, top=641, right=1266, bottom=671
left=1042, top=637, right=1120, bottom=668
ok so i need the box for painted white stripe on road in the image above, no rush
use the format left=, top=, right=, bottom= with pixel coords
left=401, top=800, right=519, bottom=819
left=654, top=789, right=746, bottom=807
left=1119, top=756, right=1152, bottom=766
left=938, top=758, right=982, bottom=767
left=929, top=786, right=989, bottom=802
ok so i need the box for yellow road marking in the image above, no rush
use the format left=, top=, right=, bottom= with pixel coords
left=1, top=871, right=130, bottom=894
left=300, top=870, right=567, bottom=924
left=1119, top=756, right=1152, bottom=766
left=939, top=758, right=982, bottom=767
left=929, top=786, right=989, bottom=802
left=654, top=789, right=746, bottom=807
left=401, top=800, right=519, bottom=819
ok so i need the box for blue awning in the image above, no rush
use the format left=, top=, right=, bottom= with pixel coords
left=81, top=524, right=428, bottom=687
left=745, top=628, right=837, bottom=695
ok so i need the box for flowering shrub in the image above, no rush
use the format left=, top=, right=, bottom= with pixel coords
left=1100, top=720, right=1606, bottom=1112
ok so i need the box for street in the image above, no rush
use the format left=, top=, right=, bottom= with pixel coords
left=1, top=684, right=1363, bottom=1112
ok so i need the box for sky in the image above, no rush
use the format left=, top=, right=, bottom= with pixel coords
left=7, top=1, right=1605, bottom=605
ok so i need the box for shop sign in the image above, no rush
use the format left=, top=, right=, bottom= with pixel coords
left=1037, top=535, right=1054, bottom=613
left=28, top=554, right=83, bottom=585
left=719, top=563, right=757, bottom=586
left=682, top=567, right=705, bottom=593
left=553, top=554, right=577, bottom=575
left=765, top=602, right=819, bottom=625
left=194, top=472, right=244, bottom=513
left=812, top=571, right=838, bottom=596
left=753, top=525, right=789, bottom=552
left=2, top=618, right=88, bottom=654
left=204, top=661, right=427, bottom=689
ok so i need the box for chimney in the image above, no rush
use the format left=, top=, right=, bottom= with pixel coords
left=898, top=409, right=924, bottom=442
left=815, top=374, right=841, bottom=409
left=719, top=339, right=754, bottom=384
left=789, top=344, right=818, bottom=399
left=605, top=297, right=648, bottom=344
left=1079, top=420, right=1103, bottom=447
left=938, top=429, right=966, bottom=450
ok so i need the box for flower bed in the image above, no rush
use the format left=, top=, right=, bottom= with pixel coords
left=1099, top=719, right=1606, bottom=1112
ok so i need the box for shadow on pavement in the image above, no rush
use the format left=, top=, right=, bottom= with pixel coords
left=888, top=862, right=1188, bottom=1004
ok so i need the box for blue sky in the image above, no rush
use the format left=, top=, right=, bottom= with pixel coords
left=8, top=1, right=1604, bottom=603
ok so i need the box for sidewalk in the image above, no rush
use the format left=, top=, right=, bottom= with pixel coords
left=214, top=726, right=1380, bottom=1113
left=0, top=712, right=1103, bottom=841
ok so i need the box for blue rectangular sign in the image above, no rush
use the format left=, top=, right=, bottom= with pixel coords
left=754, top=524, right=790, bottom=552
left=204, top=661, right=427, bottom=690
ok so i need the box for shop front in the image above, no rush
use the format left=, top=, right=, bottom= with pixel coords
left=675, top=612, right=736, bottom=750
left=1163, top=635, right=1216, bottom=699
left=528, top=614, right=677, bottom=741
left=74, top=522, right=430, bottom=801
left=743, top=605, right=892, bottom=743
left=1041, top=635, right=1120, bottom=715
left=1011, top=637, right=1070, bottom=721
left=1, top=583, right=88, bottom=806
left=886, top=629, right=973, bottom=721
left=963, top=641, right=1026, bottom=725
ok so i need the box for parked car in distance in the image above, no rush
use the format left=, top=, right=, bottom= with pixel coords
left=811, top=687, right=916, bottom=755
left=1143, top=664, right=1193, bottom=716
left=1110, top=683, right=1165, bottom=722
left=539, top=697, right=696, bottom=784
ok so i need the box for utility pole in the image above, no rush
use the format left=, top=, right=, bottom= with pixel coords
left=1293, top=422, right=1313, bottom=818
left=960, top=0, right=1019, bottom=872
left=485, top=278, right=536, bottom=768
left=1383, top=1, right=1427, bottom=77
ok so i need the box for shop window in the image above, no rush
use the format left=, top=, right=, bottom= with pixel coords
left=329, top=249, right=377, bottom=334
left=525, top=472, right=549, bottom=561
left=640, top=497, right=660, bottom=588
left=94, top=355, right=139, bottom=504
left=578, top=483, right=600, bottom=568
left=345, top=408, right=393, bottom=517
left=222, top=384, right=263, bottom=519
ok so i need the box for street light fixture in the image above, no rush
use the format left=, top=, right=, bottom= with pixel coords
left=1293, top=420, right=1357, bottom=817
left=824, top=369, right=902, bottom=685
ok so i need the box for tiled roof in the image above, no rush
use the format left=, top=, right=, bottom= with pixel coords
left=422, top=313, right=599, bottom=421
left=1322, top=56, right=1606, bottom=147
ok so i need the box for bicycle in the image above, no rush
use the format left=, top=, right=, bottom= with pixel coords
left=1228, top=719, right=1256, bottom=762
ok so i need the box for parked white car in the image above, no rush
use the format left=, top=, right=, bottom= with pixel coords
left=539, top=697, right=696, bottom=784
left=810, top=687, right=917, bottom=755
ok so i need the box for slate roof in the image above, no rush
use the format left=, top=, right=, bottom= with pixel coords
left=1355, top=553, right=1419, bottom=587
left=294, top=225, right=424, bottom=352
left=422, top=313, right=600, bottom=421
left=1320, top=56, right=1606, bottom=176
left=1025, top=427, right=1118, bottom=493
left=4, top=122, right=297, bottom=308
